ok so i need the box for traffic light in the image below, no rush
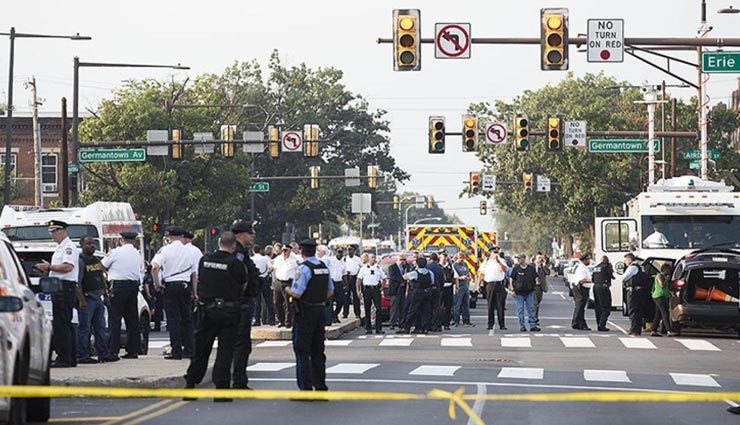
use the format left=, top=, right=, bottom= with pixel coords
left=514, top=113, right=529, bottom=152
left=304, top=124, right=319, bottom=158
left=367, top=165, right=379, bottom=189
left=268, top=125, right=280, bottom=159
left=426, top=195, right=434, bottom=209
left=462, top=114, right=478, bottom=152
left=310, top=166, right=320, bottom=190
left=171, top=129, right=184, bottom=160
left=221, top=125, right=235, bottom=158
left=393, top=195, right=400, bottom=210
left=151, top=222, right=160, bottom=234
left=540, top=8, right=569, bottom=70
left=393, top=9, right=421, bottom=71
left=428, top=116, right=445, bottom=154
left=469, top=171, right=480, bottom=194
left=546, top=115, right=563, bottom=151
left=523, top=172, right=534, bottom=192
left=479, top=201, right=487, bottom=215
left=208, top=226, right=220, bottom=237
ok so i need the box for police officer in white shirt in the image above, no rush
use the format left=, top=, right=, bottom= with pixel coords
left=327, top=249, right=347, bottom=323
left=272, top=245, right=299, bottom=327
left=152, top=227, right=196, bottom=359
left=251, top=244, right=274, bottom=326
left=343, top=246, right=363, bottom=320
left=357, top=254, right=387, bottom=335
left=102, top=232, right=144, bottom=359
left=36, top=220, right=81, bottom=368
left=571, top=254, right=593, bottom=331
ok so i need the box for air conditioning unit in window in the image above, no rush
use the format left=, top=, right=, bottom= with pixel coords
left=42, top=183, right=57, bottom=193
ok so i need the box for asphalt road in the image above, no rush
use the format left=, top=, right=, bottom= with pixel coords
left=43, top=277, right=740, bottom=425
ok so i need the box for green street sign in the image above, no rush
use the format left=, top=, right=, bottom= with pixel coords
left=683, top=149, right=720, bottom=160
left=702, top=51, right=740, bottom=74
left=79, top=148, right=146, bottom=163
left=588, top=139, right=661, bottom=153
left=67, top=163, right=79, bottom=173
left=248, top=182, right=269, bottom=193
left=689, top=160, right=701, bottom=170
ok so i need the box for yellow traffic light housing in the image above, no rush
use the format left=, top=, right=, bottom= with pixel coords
left=221, top=125, right=236, bottom=158
left=393, top=195, right=400, bottom=210
left=428, top=116, right=445, bottom=154
left=426, top=195, right=434, bottom=209
left=310, top=166, right=320, bottom=190
left=514, top=113, right=529, bottom=152
left=171, top=129, right=183, bottom=160
left=268, top=125, right=280, bottom=159
left=462, top=114, right=478, bottom=152
left=479, top=201, right=487, bottom=215
left=469, top=171, right=480, bottom=194
left=367, top=165, right=379, bottom=189
left=546, top=115, right=563, bottom=151
left=393, top=9, right=421, bottom=71
left=304, top=124, right=319, bottom=158
left=523, top=172, right=534, bottom=192
left=541, top=8, right=569, bottom=70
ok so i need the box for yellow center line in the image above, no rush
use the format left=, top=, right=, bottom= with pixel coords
left=125, top=401, right=189, bottom=425
left=49, top=417, right=122, bottom=423
left=100, top=399, right=175, bottom=425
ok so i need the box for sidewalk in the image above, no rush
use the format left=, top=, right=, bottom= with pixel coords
left=51, top=318, right=361, bottom=387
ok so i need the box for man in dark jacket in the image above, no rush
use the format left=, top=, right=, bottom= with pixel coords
left=387, top=255, right=408, bottom=330
left=509, top=255, right=540, bottom=332
left=592, top=255, right=614, bottom=332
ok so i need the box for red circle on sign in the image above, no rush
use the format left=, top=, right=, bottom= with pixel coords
left=600, top=50, right=611, bottom=60
left=436, top=24, right=470, bottom=58
left=572, top=139, right=578, bottom=146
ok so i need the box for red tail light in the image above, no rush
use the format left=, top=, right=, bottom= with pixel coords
left=673, top=279, right=685, bottom=290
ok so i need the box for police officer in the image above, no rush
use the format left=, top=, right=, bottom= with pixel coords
left=356, top=253, right=386, bottom=335
left=36, top=220, right=80, bottom=368
left=397, top=257, right=434, bottom=335
left=284, top=239, right=334, bottom=392
left=152, top=226, right=196, bottom=359
left=622, top=253, right=649, bottom=335
left=102, top=232, right=144, bottom=359
left=230, top=221, right=260, bottom=390
left=184, top=232, right=247, bottom=399
left=592, top=255, right=614, bottom=332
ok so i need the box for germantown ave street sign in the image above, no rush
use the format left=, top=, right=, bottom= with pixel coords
left=588, top=139, right=661, bottom=153
left=79, top=148, right=146, bottom=163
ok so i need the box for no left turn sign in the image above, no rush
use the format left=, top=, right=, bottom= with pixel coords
left=282, top=131, right=303, bottom=153
left=484, top=121, right=507, bottom=145
left=435, top=23, right=471, bottom=59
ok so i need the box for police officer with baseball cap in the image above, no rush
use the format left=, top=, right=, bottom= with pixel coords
left=230, top=221, right=260, bottom=389
left=284, top=238, right=334, bottom=391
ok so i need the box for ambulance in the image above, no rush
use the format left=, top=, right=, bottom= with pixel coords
left=406, top=225, right=478, bottom=273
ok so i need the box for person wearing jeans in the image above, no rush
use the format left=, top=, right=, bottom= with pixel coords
left=510, top=255, right=540, bottom=332
left=651, top=264, right=673, bottom=336
left=77, top=236, right=116, bottom=363
left=452, top=253, right=474, bottom=327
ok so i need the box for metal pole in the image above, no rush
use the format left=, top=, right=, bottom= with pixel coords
left=671, top=98, right=677, bottom=177
left=250, top=153, right=255, bottom=223
left=4, top=27, right=15, bottom=205
left=404, top=204, right=415, bottom=248
left=698, top=0, right=710, bottom=180
left=661, top=80, right=666, bottom=180
left=29, top=77, right=42, bottom=206
left=71, top=56, right=80, bottom=205
left=61, top=97, right=69, bottom=207
left=647, top=93, right=657, bottom=185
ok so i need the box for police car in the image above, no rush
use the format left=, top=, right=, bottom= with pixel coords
left=0, top=232, right=52, bottom=424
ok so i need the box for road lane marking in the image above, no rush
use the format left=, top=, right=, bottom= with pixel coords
left=326, top=363, right=380, bottom=374
left=669, top=373, right=721, bottom=387
left=379, top=338, right=414, bottom=346
left=325, top=340, right=353, bottom=346
left=497, top=367, right=544, bottom=380
left=255, top=341, right=292, bottom=348
left=441, top=337, right=472, bottom=347
left=607, top=320, right=629, bottom=335
left=148, top=341, right=170, bottom=349
left=409, top=365, right=461, bottom=376
left=501, top=337, right=531, bottom=348
left=125, top=401, right=189, bottom=425
left=100, top=399, right=175, bottom=425
left=50, top=417, right=122, bottom=423
left=468, top=384, right=487, bottom=425
left=560, top=337, right=595, bottom=348
left=675, top=339, right=721, bottom=351
left=618, top=337, right=657, bottom=349
left=247, top=362, right=295, bottom=372
left=584, top=370, right=631, bottom=383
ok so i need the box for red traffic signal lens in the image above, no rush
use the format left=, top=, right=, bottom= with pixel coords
left=434, top=121, right=444, bottom=131
left=151, top=223, right=159, bottom=233
left=517, top=118, right=528, bottom=128
left=209, top=227, right=219, bottom=236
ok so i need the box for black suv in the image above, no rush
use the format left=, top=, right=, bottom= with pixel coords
left=669, top=249, right=740, bottom=337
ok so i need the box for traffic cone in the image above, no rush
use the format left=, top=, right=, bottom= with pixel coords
left=708, top=287, right=740, bottom=303
left=694, top=287, right=710, bottom=301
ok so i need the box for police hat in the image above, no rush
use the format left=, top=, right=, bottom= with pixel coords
left=120, top=232, right=138, bottom=240
left=165, top=226, right=186, bottom=236
left=298, top=238, right=317, bottom=248
left=47, top=220, right=68, bottom=231
left=416, top=257, right=428, bottom=268
left=231, top=221, right=255, bottom=235
left=183, top=231, right=195, bottom=239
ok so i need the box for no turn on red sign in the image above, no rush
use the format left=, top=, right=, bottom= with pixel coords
left=587, top=19, right=624, bottom=62
left=435, top=23, right=471, bottom=59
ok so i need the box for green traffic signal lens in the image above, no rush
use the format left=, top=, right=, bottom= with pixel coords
left=520, top=139, right=529, bottom=147
left=399, top=51, right=415, bottom=65
left=549, top=140, right=559, bottom=149
left=434, top=141, right=444, bottom=151
left=547, top=50, right=563, bottom=64
left=465, top=140, right=475, bottom=150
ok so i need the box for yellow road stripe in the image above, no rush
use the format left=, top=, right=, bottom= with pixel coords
left=50, top=417, right=122, bottom=423
left=125, top=401, right=189, bottom=425
left=100, top=399, right=175, bottom=425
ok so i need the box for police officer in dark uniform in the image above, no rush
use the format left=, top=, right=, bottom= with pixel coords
left=184, top=231, right=247, bottom=400
left=230, top=221, right=260, bottom=389
left=284, top=238, right=334, bottom=392
left=591, top=255, right=614, bottom=332
left=397, top=257, right=434, bottom=335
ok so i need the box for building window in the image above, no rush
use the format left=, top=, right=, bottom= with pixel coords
left=0, top=153, right=17, bottom=177
left=42, top=154, right=57, bottom=193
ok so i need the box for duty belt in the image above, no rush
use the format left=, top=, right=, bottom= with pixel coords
left=199, top=299, right=240, bottom=310
left=300, top=300, right=326, bottom=308
left=111, top=279, right=138, bottom=285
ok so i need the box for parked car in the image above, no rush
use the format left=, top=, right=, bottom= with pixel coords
left=0, top=232, right=52, bottom=424
left=555, top=259, right=569, bottom=276
left=668, top=249, right=740, bottom=337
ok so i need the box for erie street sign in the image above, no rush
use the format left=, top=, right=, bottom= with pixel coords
left=79, top=148, right=146, bottom=163
left=702, top=51, right=740, bottom=74
left=683, top=149, right=720, bottom=160
left=588, top=139, right=661, bottom=153
left=248, top=182, right=270, bottom=193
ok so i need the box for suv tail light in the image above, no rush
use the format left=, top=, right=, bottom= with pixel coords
left=673, top=279, right=685, bottom=290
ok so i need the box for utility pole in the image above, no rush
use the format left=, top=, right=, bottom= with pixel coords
left=26, top=77, right=43, bottom=207
left=698, top=0, right=711, bottom=180
left=60, top=97, right=69, bottom=207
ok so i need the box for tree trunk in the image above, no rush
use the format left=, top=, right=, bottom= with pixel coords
left=563, top=233, right=574, bottom=258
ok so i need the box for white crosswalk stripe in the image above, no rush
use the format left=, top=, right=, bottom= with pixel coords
left=583, top=370, right=631, bottom=383
left=560, top=337, right=595, bottom=348
left=618, top=337, right=657, bottom=349
left=247, top=362, right=295, bottom=372
left=256, top=341, right=292, bottom=348
left=501, top=337, right=532, bottom=348
left=675, top=339, right=721, bottom=351
left=669, top=373, right=721, bottom=387
left=379, top=338, right=414, bottom=347
left=441, top=337, right=472, bottom=347
left=497, top=367, right=544, bottom=380
left=409, top=365, right=461, bottom=376
left=325, top=340, right=353, bottom=346
left=326, top=363, right=380, bottom=374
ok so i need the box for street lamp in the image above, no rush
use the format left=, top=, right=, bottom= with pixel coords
left=71, top=58, right=190, bottom=205
left=0, top=27, right=91, bottom=205
left=413, top=216, right=442, bottom=225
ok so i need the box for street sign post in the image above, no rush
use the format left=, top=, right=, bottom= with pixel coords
left=242, top=131, right=265, bottom=154
left=146, top=130, right=169, bottom=156
left=482, top=174, right=496, bottom=192
left=344, top=167, right=361, bottom=187
left=248, top=182, right=270, bottom=193
left=587, top=19, right=624, bottom=63
left=588, top=139, right=661, bottom=153
left=281, top=131, right=303, bottom=153
left=434, top=23, right=471, bottom=59
left=683, top=149, right=720, bottom=160
left=351, top=193, right=372, bottom=214
left=193, top=132, right=215, bottom=154
left=79, top=148, right=146, bottom=163
left=563, top=120, right=587, bottom=148
left=484, top=121, right=507, bottom=145
left=701, top=51, right=740, bottom=74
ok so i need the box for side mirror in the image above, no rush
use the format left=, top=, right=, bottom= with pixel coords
left=0, top=296, right=23, bottom=312
left=40, top=277, right=61, bottom=294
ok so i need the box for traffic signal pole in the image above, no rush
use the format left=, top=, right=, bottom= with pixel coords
left=377, top=36, right=740, bottom=48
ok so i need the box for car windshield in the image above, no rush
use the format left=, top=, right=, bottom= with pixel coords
left=2, top=225, right=99, bottom=241
left=641, top=215, right=740, bottom=249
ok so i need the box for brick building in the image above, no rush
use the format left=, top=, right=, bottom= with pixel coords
left=0, top=116, right=73, bottom=206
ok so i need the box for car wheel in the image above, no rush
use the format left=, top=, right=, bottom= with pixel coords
left=26, top=351, right=50, bottom=422
left=139, top=313, right=150, bottom=355
left=9, top=354, right=28, bottom=425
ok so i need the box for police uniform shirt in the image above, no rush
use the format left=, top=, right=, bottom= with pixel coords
left=291, top=257, right=335, bottom=297
left=197, top=251, right=247, bottom=302
left=152, top=240, right=194, bottom=282
left=344, top=255, right=362, bottom=276
left=406, top=268, right=435, bottom=283
left=482, top=259, right=506, bottom=282
left=592, top=262, right=613, bottom=285
left=273, top=253, right=299, bottom=281
left=50, top=236, right=79, bottom=281
left=327, top=256, right=346, bottom=282
left=252, top=253, right=272, bottom=278
left=185, top=242, right=203, bottom=277
left=357, top=264, right=385, bottom=287
left=102, top=243, right=143, bottom=281
left=573, top=262, right=593, bottom=288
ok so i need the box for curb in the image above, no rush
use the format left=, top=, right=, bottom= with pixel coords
left=251, top=318, right=361, bottom=340
left=51, top=374, right=189, bottom=389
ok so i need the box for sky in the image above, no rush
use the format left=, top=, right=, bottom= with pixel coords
left=3, top=0, right=740, bottom=233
